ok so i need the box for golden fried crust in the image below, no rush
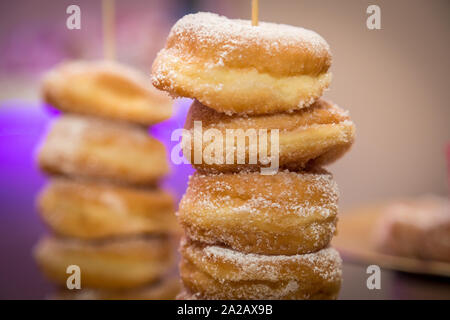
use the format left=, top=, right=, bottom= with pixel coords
left=178, top=170, right=338, bottom=255
left=183, top=99, right=355, bottom=173
left=34, top=236, right=176, bottom=290
left=179, top=240, right=342, bottom=300
left=54, top=276, right=180, bottom=300
left=43, top=60, right=172, bottom=125
left=152, top=12, right=332, bottom=114
left=38, top=179, right=179, bottom=239
left=38, top=115, right=169, bottom=186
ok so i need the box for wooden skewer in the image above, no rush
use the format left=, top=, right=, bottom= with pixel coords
left=102, top=0, right=115, bottom=60
left=252, top=0, right=259, bottom=26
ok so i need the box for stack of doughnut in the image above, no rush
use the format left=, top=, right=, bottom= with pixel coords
left=152, top=12, right=355, bottom=300
left=34, top=60, right=180, bottom=299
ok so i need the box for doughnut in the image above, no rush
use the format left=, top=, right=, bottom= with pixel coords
left=152, top=12, right=332, bottom=115
left=38, top=115, right=169, bottom=186
left=43, top=60, right=172, bottom=125
left=38, top=179, right=179, bottom=239
left=54, top=276, right=180, bottom=300
left=178, top=170, right=338, bottom=255
left=179, top=239, right=342, bottom=300
left=34, top=236, right=176, bottom=290
left=375, top=196, right=450, bottom=262
left=183, top=99, right=355, bottom=173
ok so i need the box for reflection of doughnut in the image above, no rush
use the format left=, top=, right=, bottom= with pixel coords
left=38, top=179, right=179, bottom=239
left=34, top=236, right=176, bottom=290
left=179, top=240, right=342, bottom=300
left=43, top=60, right=172, bottom=125
left=38, top=115, right=169, bottom=186
left=178, top=170, right=338, bottom=255
left=183, top=99, right=355, bottom=173
left=375, top=196, right=450, bottom=262
left=152, top=12, right=332, bottom=115
left=54, top=276, right=180, bottom=300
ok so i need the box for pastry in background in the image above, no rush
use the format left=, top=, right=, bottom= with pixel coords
left=38, top=115, right=169, bottom=186
left=35, top=59, right=179, bottom=300
left=375, top=195, right=450, bottom=262
left=43, top=60, right=172, bottom=125
left=34, top=236, right=176, bottom=290
left=38, top=179, right=180, bottom=239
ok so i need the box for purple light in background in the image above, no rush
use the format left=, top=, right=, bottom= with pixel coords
left=150, top=98, right=194, bottom=205
left=0, top=101, right=54, bottom=299
left=0, top=101, right=52, bottom=184
left=42, top=103, right=61, bottom=117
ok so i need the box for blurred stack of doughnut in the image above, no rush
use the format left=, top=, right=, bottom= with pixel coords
left=34, top=60, right=180, bottom=299
left=152, top=12, right=355, bottom=299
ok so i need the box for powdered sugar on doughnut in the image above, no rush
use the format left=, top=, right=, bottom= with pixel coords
left=198, top=242, right=342, bottom=282
left=168, top=12, right=330, bottom=70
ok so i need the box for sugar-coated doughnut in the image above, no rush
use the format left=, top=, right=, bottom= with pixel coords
left=183, top=99, right=355, bottom=173
left=152, top=12, right=332, bottom=115
left=43, top=60, right=172, bottom=125
left=38, top=115, right=169, bottom=186
left=179, top=239, right=342, bottom=300
left=178, top=170, right=338, bottom=255
left=34, top=236, right=176, bottom=290
left=38, top=179, right=179, bottom=239
left=54, top=276, right=180, bottom=300
left=375, top=196, right=450, bottom=262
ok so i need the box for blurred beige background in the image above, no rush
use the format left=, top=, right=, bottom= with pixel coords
left=199, top=0, right=450, bottom=208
